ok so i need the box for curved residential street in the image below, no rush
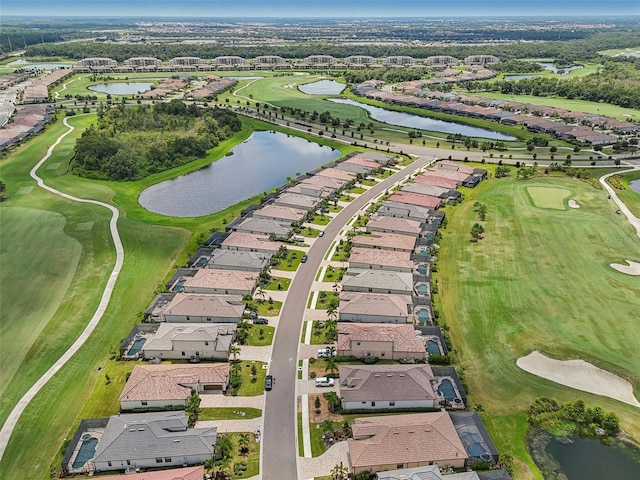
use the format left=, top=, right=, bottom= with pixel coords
left=0, top=117, right=125, bottom=461
left=261, top=153, right=438, bottom=479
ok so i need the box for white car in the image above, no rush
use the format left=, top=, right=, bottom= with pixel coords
left=315, top=377, right=335, bottom=387
left=317, top=347, right=336, bottom=358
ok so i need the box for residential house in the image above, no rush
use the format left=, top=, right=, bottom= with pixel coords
left=351, top=232, right=417, bottom=252
left=94, top=466, right=205, bottom=480
left=274, top=192, right=319, bottom=211
left=377, top=201, right=432, bottom=223
left=154, top=293, right=245, bottom=323
left=298, top=175, right=347, bottom=191
left=349, top=247, right=414, bottom=272
left=220, top=231, right=282, bottom=254
left=366, top=216, right=423, bottom=237
left=341, top=269, right=414, bottom=295
left=141, top=323, right=237, bottom=360
left=182, top=269, right=258, bottom=296
left=233, top=217, right=291, bottom=240
left=401, top=183, right=460, bottom=203
left=339, top=364, right=438, bottom=410
left=119, top=364, right=231, bottom=410
left=347, top=412, right=468, bottom=474
left=389, top=191, right=442, bottom=209
left=377, top=465, right=482, bottom=480
left=317, top=167, right=356, bottom=182
left=252, top=204, right=307, bottom=223
left=339, top=292, right=412, bottom=323
left=337, top=323, right=426, bottom=360
left=207, top=249, right=270, bottom=272
left=413, top=174, right=459, bottom=190
left=91, top=412, right=216, bottom=472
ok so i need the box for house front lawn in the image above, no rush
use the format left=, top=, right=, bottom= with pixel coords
left=273, top=249, right=303, bottom=271
left=205, top=432, right=260, bottom=479
left=347, top=186, right=366, bottom=195
left=328, top=204, right=343, bottom=213
left=330, top=242, right=351, bottom=262
left=246, top=324, right=275, bottom=346
left=339, top=194, right=353, bottom=202
left=199, top=407, right=262, bottom=421
left=233, top=361, right=267, bottom=396
left=310, top=321, right=330, bottom=345
left=264, top=276, right=291, bottom=291
left=255, top=300, right=283, bottom=316
left=302, top=226, right=321, bottom=238
left=314, top=291, right=340, bottom=310
left=321, top=265, right=345, bottom=283
left=308, top=213, right=332, bottom=225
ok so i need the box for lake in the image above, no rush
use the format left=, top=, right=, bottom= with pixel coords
left=299, top=80, right=346, bottom=95
left=546, top=436, right=640, bottom=480
left=8, top=60, right=71, bottom=70
left=630, top=179, right=640, bottom=194
left=139, top=130, right=340, bottom=217
left=88, top=82, right=155, bottom=95
left=329, top=98, right=516, bottom=140
left=538, top=63, right=584, bottom=74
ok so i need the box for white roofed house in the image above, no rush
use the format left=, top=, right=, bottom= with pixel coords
left=91, top=412, right=216, bottom=472
left=339, top=364, right=438, bottom=410
left=119, top=364, right=231, bottom=410
left=340, top=269, right=414, bottom=295
left=351, top=232, right=416, bottom=252
left=182, top=269, right=259, bottom=296
left=141, top=323, right=237, bottom=361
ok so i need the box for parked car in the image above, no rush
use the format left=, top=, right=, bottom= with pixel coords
left=317, top=347, right=336, bottom=358
left=301, top=254, right=308, bottom=263
left=254, top=317, right=269, bottom=325
left=265, top=374, right=274, bottom=391
left=315, top=377, right=335, bottom=388
left=318, top=231, right=324, bottom=237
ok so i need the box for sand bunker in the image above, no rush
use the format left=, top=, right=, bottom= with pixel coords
left=568, top=199, right=580, bottom=209
left=610, top=260, right=640, bottom=276
left=517, top=351, right=640, bottom=408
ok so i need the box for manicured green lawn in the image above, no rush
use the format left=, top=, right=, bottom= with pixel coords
left=347, top=186, right=366, bottom=194
left=255, top=300, right=283, bottom=316
left=331, top=242, right=351, bottom=262
left=328, top=204, right=343, bottom=213
left=308, top=213, right=332, bottom=225
left=208, top=432, right=260, bottom=479
left=314, top=292, right=340, bottom=310
left=297, top=412, right=304, bottom=457
left=321, top=266, right=345, bottom=283
left=302, top=226, right=321, bottom=237
left=264, top=276, right=291, bottom=291
left=339, top=194, right=353, bottom=202
left=235, top=361, right=267, bottom=396
left=273, top=249, right=303, bottom=271
left=246, top=325, right=275, bottom=346
left=470, top=91, right=640, bottom=121
left=436, top=174, right=640, bottom=479
left=199, top=407, right=262, bottom=420
left=310, top=322, right=330, bottom=345
left=614, top=170, right=640, bottom=218
left=309, top=422, right=328, bottom=457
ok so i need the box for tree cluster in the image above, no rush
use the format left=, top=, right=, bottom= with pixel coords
left=527, top=397, right=620, bottom=437
left=72, top=101, right=241, bottom=181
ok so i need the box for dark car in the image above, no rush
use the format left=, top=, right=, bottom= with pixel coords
left=254, top=317, right=269, bottom=325
left=301, top=254, right=308, bottom=263
left=265, top=374, right=274, bottom=391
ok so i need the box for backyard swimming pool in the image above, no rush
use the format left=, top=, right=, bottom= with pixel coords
left=438, top=378, right=457, bottom=401
left=426, top=339, right=441, bottom=355
left=72, top=436, right=98, bottom=469
left=127, top=338, right=146, bottom=356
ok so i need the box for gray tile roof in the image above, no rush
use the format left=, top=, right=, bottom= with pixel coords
left=207, top=249, right=271, bottom=271
left=93, top=412, right=216, bottom=464
left=341, top=269, right=414, bottom=293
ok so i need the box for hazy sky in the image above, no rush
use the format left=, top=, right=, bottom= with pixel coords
left=2, top=0, right=638, bottom=17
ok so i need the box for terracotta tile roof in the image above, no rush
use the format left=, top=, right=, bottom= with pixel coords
left=221, top=231, right=282, bottom=252
left=300, top=175, right=346, bottom=189
left=339, top=364, right=437, bottom=402
left=339, top=292, right=412, bottom=318
left=349, top=247, right=413, bottom=270
left=346, top=156, right=381, bottom=169
left=184, top=269, right=258, bottom=292
left=119, top=364, right=230, bottom=402
left=389, top=191, right=442, bottom=209
left=413, top=174, right=459, bottom=190
left=317, top=167, right=356, bottom=181
left=366, top=216, right=423, bottom=236
left=348, top=413, right=468, bottom=469
left=98, top=465, right=204, bottom=480
left=253, top=204, right=307, bottom=222
left=337, top=323, right=425, bottom=354
left=422, top=170, right=469, bottom=183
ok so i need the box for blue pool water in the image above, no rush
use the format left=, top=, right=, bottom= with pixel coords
left=417, top=265, right=428, bottom=275
left=72, top=437, right=98, bottom=469
left=194, top=257, right=209, bottom=268
left=438, top=379, right=457, bottom=401
left=127, top=338, right=146, bottom=356
left=416, top=310, right=429, bottom=324
left=416, top=284, right=428, bottom=296
left=172, top=278, right=186, bottom=292
left=426, top=339, right=441, bottom=355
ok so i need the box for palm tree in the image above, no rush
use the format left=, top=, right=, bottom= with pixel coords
left=229, top=345, right=241, bottom=361
left=331, top=462, right=349, bottom=480
left=238, top=433, right=250, bottom=456
left=255, top=287, right=266, bottom=303
left=325, top=356, right=337, bottom=376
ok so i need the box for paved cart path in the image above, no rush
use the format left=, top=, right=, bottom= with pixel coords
left=0, top=116, right=125, bottom=461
